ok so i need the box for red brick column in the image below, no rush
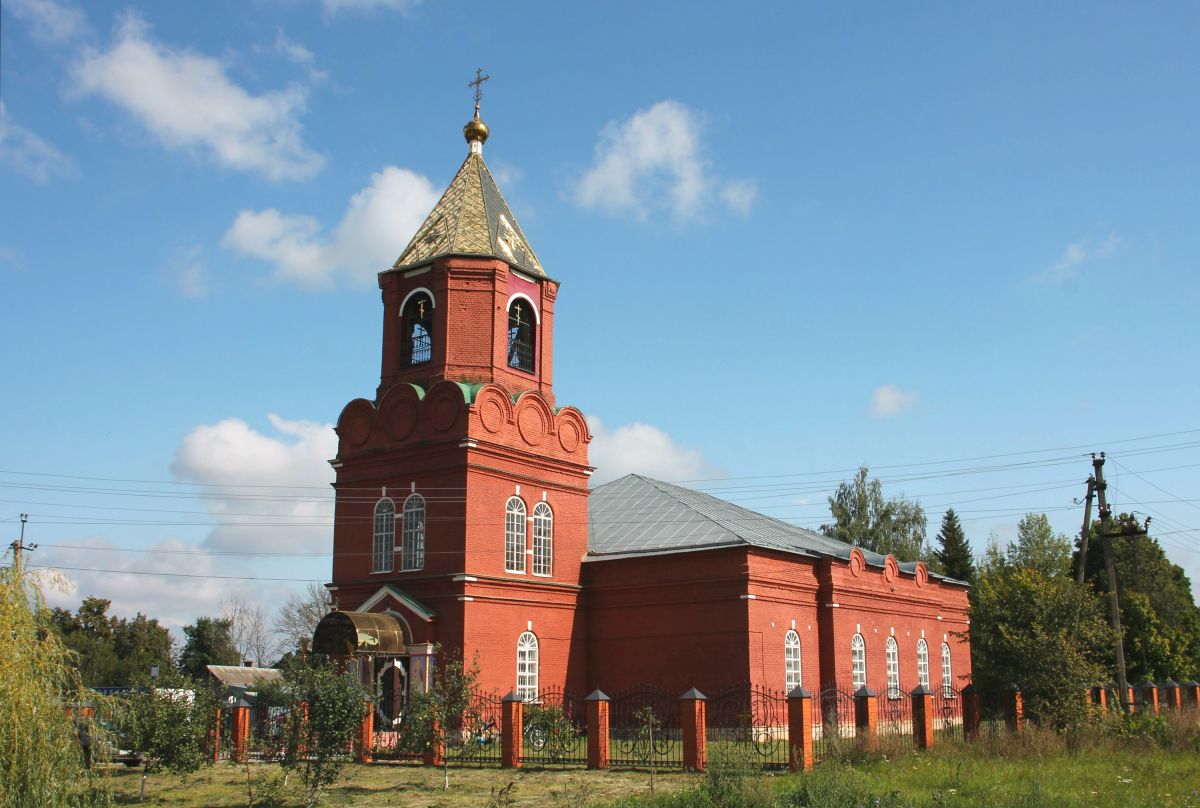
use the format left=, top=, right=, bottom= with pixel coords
left=961, top=685, right=981, bottom=741
left=1137, top=681, right=1160, bottom=715
left=232, top=701, right=251, bottom=763
left=211, top=708, right=223, bottom=763
left=356, top=702, right=374, bottom=763
left=1183, top=680, right=1200, bottom=708
left=1091, top=686, right=1108, bottom=714
left=1005, top=687, right=1022, bottom=734
left=501, top=692, right=523, bottom=769
left=1160, top=681, right=1182, bottom=711
left=1120, top=685, right=1136, bottom=714
left=786, top=687, right=813, bottom=772
left=680, top=688, right=707, bottom=772
left=422, top=720, right=445, bottom=767
left=911, top=686, right=934, bottom=750
left=585, top=690, right=610, bottom=770
left=854, top=687, right=878, bottom=750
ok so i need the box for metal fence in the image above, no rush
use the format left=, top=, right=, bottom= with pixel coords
left=608, top=686, right=683, bottom=769
left=877, top=690, right=915, bottom=754
left=706, top=684, right=789, bottom=768
left=520, top=687, right=587, bottom=767
left=812, top=687, right=857, bottom=760
left=446, top=691, right=505, bottom=767
left=933, top=686, right=964, bottom=742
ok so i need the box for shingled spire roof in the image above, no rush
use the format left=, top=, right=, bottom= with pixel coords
left=391, top=150, right=545, bottom=277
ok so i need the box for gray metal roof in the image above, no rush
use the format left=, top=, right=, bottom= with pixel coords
left=586, top=474, right=888, bottom=565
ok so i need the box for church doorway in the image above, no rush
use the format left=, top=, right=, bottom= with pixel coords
left=374, top=657, right=409, bottom=726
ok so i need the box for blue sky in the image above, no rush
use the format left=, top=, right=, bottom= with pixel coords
left=2, top=0, right=1198, bottom=639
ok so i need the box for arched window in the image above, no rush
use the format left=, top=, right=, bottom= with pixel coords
left=401, top=292, right=433, bottom=367
left=850, top=634, right=867, bottom=691
left=507, top=299, right=535, bottom=373
left=941, top=642, right=953, bottom=696
left=885, top=637, right=900, bottom=698
left=784, top=630, right=802, bottom=691
left=516, top=631, right=538, bottom=701
left=373, top=499, right=395, bottom=573
left=401, top=494, right=425, bottom=571
left=505, top=497, right=527, bottom=573
left=532, top=502, right=553, bottom=576
left=916, top=639, right=930, bottom=689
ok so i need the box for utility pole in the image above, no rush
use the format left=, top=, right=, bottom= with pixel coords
left=1074, top=475, right=1096, bottom=585
left=1092, top=454, right=1130, bottom=712
left=9, top=513, right=36, bottom=575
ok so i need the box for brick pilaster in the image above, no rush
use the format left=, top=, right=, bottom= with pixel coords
left=961, top=684, right=981, bottom=741
left=585, top=690, right=610, bottom=770
left=356, top=701, right=374, bottom=763
left=1183, top=680, right=1200, bottom=708
left=501, top=692, right=523, bottom=769
left=1137, top=681, right=1159, bottom=715
left=1091, top=685, right=1108, bottom=714
left=1159, top=681, right=1181, bottom=711
left=787, top=687, right=813, bottom=772
left=211, top=708, right=222, bottom=763
left=680, top=688, right=707, bottom=772
left=854, top=687, right=877, bottom=750
left=911, top=686, right=934, bottom=750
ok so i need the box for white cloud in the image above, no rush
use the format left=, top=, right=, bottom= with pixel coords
left=587, top=416, right=720, bottom=486
left=222, top=165, right=440, bottom=287
left=172, top=244, right=209, bottom=299
left=72, top=13, right=325, bottom=181
left=0, top=102, right=78, bottom=182
left=870, top=384, right=919, bottom=417
left=170, top=413, right=338, bottom=553
left=271, top=30, right=328, bottom=84
left=319, top=0, right=424, bottom=13
left=575, top=100, right=756, bottom=222
left=1034, top=233, right=1122, bottom=284
left=5, top=0, right=88, bottom=44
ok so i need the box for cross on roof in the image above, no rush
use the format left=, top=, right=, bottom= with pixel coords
left=468, top=68, right=491, bottom=110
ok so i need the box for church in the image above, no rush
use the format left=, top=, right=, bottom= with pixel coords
left=312, top=94, right=971, bottom=722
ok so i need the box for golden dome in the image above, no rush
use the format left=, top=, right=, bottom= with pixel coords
left=464, top=114, right=489, bottom=144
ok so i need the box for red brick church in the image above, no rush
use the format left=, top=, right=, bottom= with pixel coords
left=314, top=102, right=971, bottom=721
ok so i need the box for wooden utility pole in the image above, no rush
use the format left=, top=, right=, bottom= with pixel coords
left=8, top=513, right=35, bottom=575
left=1074, top=476, right=1096, bottom=585
left=1092, top=454, right=1130, bottom=712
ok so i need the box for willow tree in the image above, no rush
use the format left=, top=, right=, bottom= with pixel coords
left=0, top=566, right=112, bottom=807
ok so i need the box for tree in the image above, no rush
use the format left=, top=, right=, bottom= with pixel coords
left=934, top=508, right=974, bottom=582
left=178, top=617, right=241, bottom=679
left=969, top=515, right=1115, bottom=728
left=406, top=648, right=480, bottom=791
left=274, top=659, right=370, bottom=807
left=820, top=466, right=929, bottom=562
left=221, top=593, right=277, bottom=669
left=273, top=582, right=332, bottom=659
left=122, top=671, right=216, bottom=802
left=50, top=598, right=173, bottom=686
left=0, top=567, right=112, bottom=807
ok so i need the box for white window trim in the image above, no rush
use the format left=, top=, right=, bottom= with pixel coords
left=399, top=287, right=436, bottom=314
left=784, top=630, right=802, bottom=691
left=916, top=638, right=930, bottom=689
left=531, top=502, right=553, bottom=577
left=505, top=291, right=540, bottom=324
left=851, top=633, right=867, bottom=691
left=516, top=631, right=539, bottom=702
left=400, top=493, right=425, bottom=572
left=372, top=498, right=395, bottom=574
left=886, top=636, right=900, bottom=698
left=505, top=496, right=527, bottom=574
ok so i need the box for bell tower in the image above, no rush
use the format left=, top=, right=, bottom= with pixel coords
left=328, top=80, right=593, bottom=697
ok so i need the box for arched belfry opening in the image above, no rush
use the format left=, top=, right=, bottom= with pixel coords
left=401, top=291, right=433, bottom=367
left=507, top=299, right=535, bottom=372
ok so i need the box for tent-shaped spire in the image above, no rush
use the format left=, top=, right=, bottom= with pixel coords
left=392, top=148, right=544, bottom=277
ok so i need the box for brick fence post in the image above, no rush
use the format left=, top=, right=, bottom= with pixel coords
left=961, top=684, right=981, bottom=741
left=210, top=708, right=223, bottom=763
left=501, top=692, right=523, bottom=769
left=854, top=687, right=877, bottom=750
left=1137, top=681, right=1159, bottom=715
left=680, top=688, right=707, bottom=772
left=585, top=690, right=610, bottom=770
left=297, top=702, right=309, bottom=759
left=422, top=720, right=445, bottom=767
left=1159, top=681, right=1181, bottom=711
left=911, top=686, right=934, bottom=750
left=233, top=700, right=251, bottom=763
left=1091, top=685, right=1108, bottom=714
left=1183, top=680, right=1200, bottom=709
left=356, top=701, right=374, bottom=763
left=787, top=687, right=813, bottom=772
left=1004, top=686, right=1022, bottom=734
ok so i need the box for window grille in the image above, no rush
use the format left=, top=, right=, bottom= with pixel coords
left=507, top=301, right=535, bottom=373
left=784, top=630, right=802, bottom=691
left=373, top=499, right=395, bottom=573
left=401, top=494, right=425, bottom=571
left=886, top=637, right=900, bottom=698
left=851, top=633, right=867, bottom=691
left=916, top=639, right=930, bottom=689
left=532, top=502, right=553, bottom=576
left=941, top=642, right=952, bottom=695
left=401, top=293, right=433, bottom=366
left=516, top=631, right=538, bottom=702
left=505, top=497, right=527, bottom=573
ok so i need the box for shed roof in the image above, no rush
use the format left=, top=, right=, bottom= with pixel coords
left=206, top=665, right=283, bottom=689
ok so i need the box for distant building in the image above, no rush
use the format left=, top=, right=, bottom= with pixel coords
left=313, top=103, right=970, bottom=723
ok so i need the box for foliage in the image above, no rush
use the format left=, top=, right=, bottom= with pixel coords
left=0, top=566, right=113, bottom=808
left=969, top=517, right=1115, bottom=728
left=178, top=616, right=242, bottom=679
left=274, top=657, right=370, bottom=807
left=121, top=670, right=216, bottom=798
left=1079, top=513, right=1200, bottom=681
left=406, top=648, right=480, bottom=791
left=49, top=597, right=173, bottom=687
left=820, top=466, right=929, bottom=562
left=934, top=508, right=974, bottom=582
left=273, top=582, right=332, bottom=660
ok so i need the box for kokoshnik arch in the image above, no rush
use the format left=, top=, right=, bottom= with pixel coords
left=314, top=92, right=971, bottom=727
